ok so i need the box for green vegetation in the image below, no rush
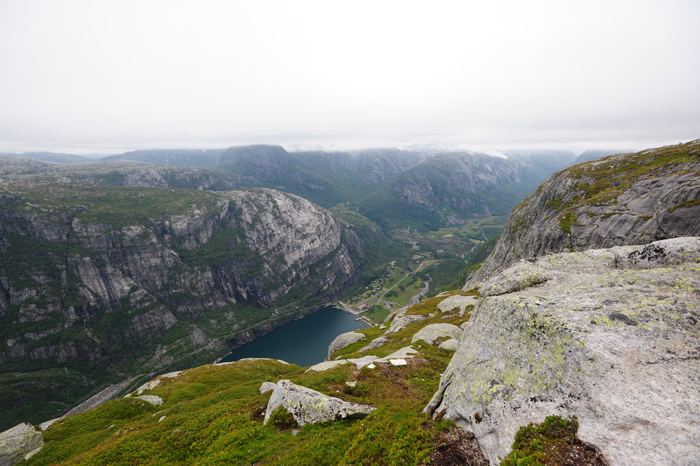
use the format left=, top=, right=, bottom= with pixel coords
left=549, top=140, right=700, bottom=214
left=27, top=346, right=454, bottom=465
left=500, top=416, right=594, bottom=466
left=558, top=212, right=577, bottom=235
left=363, top=304, right=391, bottom=324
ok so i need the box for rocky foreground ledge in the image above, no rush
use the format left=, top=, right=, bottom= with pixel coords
left=425, top=237, right=700, bottom=465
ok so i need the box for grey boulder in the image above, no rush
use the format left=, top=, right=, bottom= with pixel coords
left=411, top=323, right=463, bottom=345
left=438, top=339, right=459, bottom=352
left=328, top=331, right=365, bottom=359
left=137, top=395, right=164, bottom=406
left=388, top=314, right=426, bottom=333
left=264, top=380, right=375, bottom=426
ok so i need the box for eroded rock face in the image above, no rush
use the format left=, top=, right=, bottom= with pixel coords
left=0, top=422, right=43, bottom=466
left=468, top=140, right=700, bottom=286
left=427, top=238, right=700, bottom=465
left=263, top=380, right=375, bottom=426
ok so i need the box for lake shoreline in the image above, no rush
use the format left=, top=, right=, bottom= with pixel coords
left=216, top=306, right=370, bottom=367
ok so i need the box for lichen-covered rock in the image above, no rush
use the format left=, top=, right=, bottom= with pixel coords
left=436, top=295, right=477, bottom=314
left=264, top=380, right=375, bottom=426
left=438, top=339, right=459, bottom=352
left=358, top=336, right=387, bottom=352
left=0, top=422, right=44, bottom=466
left=136, top=379, right=160, bottom=395
left=328, top=332, right=365, bottom=359
left=479, top=261, right=550, bottom=297
left=376, top=346, right=419, bottom=362
left=467, top=140, right=700, bottom=286
left=259, top=382, right=278, bottom=394
left=307, top=356, right=379, bottom=372
left=426, top=238, right=700, bottom=465
left=411, top=324, right=463, bottom=345
left=137, top=395, right=164, bottom=406
left=388, top=315, right=426, bottom=333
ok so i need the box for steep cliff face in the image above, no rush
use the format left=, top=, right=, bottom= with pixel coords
left=426, top=238, right=700, bottom=465
left=0, top=181, right=362, bottom=429
left=469, top=139, right=700, bottom=283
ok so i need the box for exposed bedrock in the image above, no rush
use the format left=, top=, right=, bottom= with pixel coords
left=469, top=140, right=700, bottom=285
left=427, top=237, right=700, bottom=465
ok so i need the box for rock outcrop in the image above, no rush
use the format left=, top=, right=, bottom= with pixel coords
left=136, top=395, right=164, bottom=406
left=469, top=139, right=700, bottom=285
left=436, top=295, right=477, bottom=314
left=411, top=323, right=463, bottom=345
left=327, top=331, right=365, bottom=360
left=0, top=422, right=43, bottom=466
left=426, top=237, right=700, bottom=465
left=263, top=380, right=375, bottom=426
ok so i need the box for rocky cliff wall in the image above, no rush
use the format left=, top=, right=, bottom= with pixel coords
left=0, top=183, right=361, bottom=370
left=427, top=237, right=700, bottom=465
left=468, top=139, right=700, bottom=285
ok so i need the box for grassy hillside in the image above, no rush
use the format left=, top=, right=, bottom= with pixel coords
left=24, top=288, right=596, bottom=465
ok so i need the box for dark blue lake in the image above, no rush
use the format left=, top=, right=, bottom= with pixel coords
left=218, top=307, right=369, bottom=367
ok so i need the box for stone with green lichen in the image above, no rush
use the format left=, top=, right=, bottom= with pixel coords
left=428, top=237, right=700, bottom=465
left=263, top=380, right=375, bottom=426
left=411, top=323, right=463, bottom=345
left=0, top=422, right=44, bottom=466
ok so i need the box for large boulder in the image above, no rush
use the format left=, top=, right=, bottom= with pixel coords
left=328, top=332, right=365, bottom=359
left=0, top=422, right=44, bottom=466
left=263, top=380, right=375, bottom=426
left=426, top=238, right=700, bottom=465
left=411, top=323, right=463, bottom=345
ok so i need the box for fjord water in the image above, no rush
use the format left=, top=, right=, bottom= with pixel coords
left=218, top=307, right=369, bottom=367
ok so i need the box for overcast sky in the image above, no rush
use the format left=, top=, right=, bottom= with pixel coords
left=0, top=0, right=698, bottom=155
